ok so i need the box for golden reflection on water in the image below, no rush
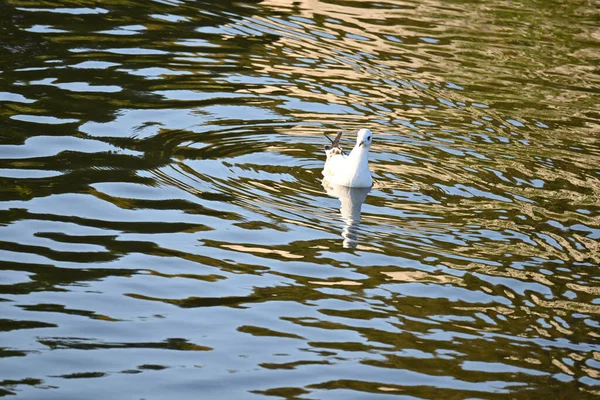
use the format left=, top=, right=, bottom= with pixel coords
left=1, top=0, right=599, bottom=398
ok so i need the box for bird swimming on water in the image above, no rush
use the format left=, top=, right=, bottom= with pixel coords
left=322, top=128, right=373, bottom=188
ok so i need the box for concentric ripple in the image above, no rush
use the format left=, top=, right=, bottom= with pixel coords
left=1, top=0, right=599, bottom=398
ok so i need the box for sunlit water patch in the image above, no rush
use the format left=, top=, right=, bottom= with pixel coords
left=1, top=0, right=599, bottom=398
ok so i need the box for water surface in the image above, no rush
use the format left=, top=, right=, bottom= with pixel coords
left=1, top=0, right=599, bottom=398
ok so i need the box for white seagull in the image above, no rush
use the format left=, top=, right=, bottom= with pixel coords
left=322, top=128, right=373, bottom=188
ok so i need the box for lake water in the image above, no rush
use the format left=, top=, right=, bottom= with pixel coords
left=1, top=0, right=599, bottom=398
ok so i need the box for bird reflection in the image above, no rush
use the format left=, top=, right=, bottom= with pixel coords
left=323, top=181, right=371, bottom=248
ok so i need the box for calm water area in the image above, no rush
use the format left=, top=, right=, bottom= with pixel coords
left=1, top=0, right=599, bottom=398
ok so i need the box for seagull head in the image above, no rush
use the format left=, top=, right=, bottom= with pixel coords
left=356, top=128, right=373, bottom=149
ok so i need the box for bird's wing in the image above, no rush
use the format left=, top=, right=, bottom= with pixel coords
left=323, top=150, right=347, bottom=178
left=330, top=131, right=342, bottom=149
left=323, top=132, right=348, bottom=179
left=324, top=132, right=343, bottom=154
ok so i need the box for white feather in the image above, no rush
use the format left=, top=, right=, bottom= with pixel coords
left=322, top=128, right=373, bottom=188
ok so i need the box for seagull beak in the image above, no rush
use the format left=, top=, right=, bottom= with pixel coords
left=359, top=141, right=364, bottom=147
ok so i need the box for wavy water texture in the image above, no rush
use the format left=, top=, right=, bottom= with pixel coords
left=0, top=0, right=599, bottom=398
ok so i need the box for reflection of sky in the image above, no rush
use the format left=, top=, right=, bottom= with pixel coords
left=16, top=7, right=109, bottom=15
left=1, top=0, right=599, bottom=397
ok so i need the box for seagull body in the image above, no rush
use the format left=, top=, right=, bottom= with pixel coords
left=322, top=128, right=373, bottom=188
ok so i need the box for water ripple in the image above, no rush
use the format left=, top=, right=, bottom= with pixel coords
left=1, top=0, right=599, bottom=398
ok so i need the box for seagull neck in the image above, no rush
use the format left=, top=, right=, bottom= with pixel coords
left=350, top=145, right=369, bottom=163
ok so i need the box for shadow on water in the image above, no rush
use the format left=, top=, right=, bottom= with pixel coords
left=1, top=0, right=600, bottom=398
